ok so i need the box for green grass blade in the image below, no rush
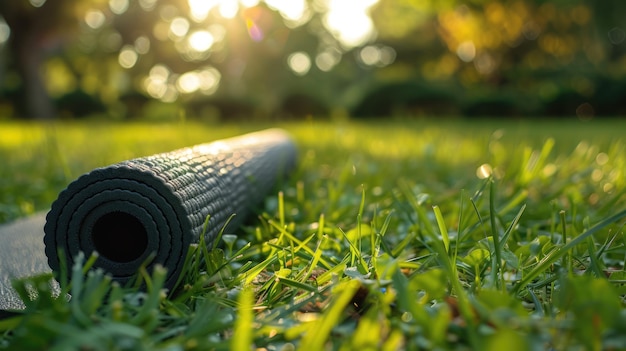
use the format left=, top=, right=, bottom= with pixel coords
left=231, top=286, right=255, bottom=350
left=489, top=180, right=502, bottom=289
left=299, top=280, right=360, bottom=350
left=513, top=208, right=626, bottom=294
left=500, top=204, right=526, bottom=252
left=277, top=276, right=318, bottom=293
left=433, top=205, right=449, bottom=253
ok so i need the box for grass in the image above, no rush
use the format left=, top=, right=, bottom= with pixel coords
left=1, top=118, right=626, bottom=350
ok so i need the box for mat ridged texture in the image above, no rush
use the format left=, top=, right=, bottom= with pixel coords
left=44, top=129, right=297, bottom=288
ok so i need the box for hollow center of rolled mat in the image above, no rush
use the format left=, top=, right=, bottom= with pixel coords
left=91, top=211, right=149, bottom=263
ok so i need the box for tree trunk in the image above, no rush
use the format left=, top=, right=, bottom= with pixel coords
left=0, top=1, right=71, bottom=119
left=11, top=30, right=55, bottom=119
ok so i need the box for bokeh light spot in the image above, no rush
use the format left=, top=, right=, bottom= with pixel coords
left=324, top=0, right=378, bottom=48
left=198, top=68, right=221, bottom=94
left=476, top=163, right=493, bottom=179
left=543, top=164, right=557, bottom=177
left=288, top=52, right=311, bottom=76
left=576, top=102, right=595, bottom=121
left=358, top=45, right=396, bottom=67
left=153, top=21, right=170, bottom=41
left=241, top=0, right=260, bottom=7
left=219, top=1, right=239, bottom=19
left=150, top=65, right=170, bottom=82
left=0, top=18, right=10, bottom=45
left=608, top=27, right=626, bottom=45
left=109, top=0, right=129, bottom=15
left=104, top=32, right=122, bottom=51
left=360, top=46, right=380, bottom=66
left=161, top=86, right=179, bottom=103
left=596, top=152, right=609, bottom=166
left=170, top=17, right=190, bottom=38
left=84, top=10, right=106, bottom=30
left=135, top=36, right=150, bottom=55
left=28, top=0, right=46, bottom=8
left=456, top=41, right=476, bottom=62
left=118, top=46, right=138, bottom=69
left=208, top=24, right=226, bottom=42
left=145, top=80, right=166, bottom=99
left=591, top=169, right=603, bottom=182
left=139, top=0, right=157, bottom=11
left=474, top=53, right=495, bottom=75
left=160, top=5, right=178, bottom=21
left=265, top=0, right=308, bottom=24
left=188, top=30, right=214, bottom=52
left=177, top=72, right=201, bottom=93
left=379, top=46, right=396, bottom=66
left=144, top=65, right=176, bottom=101
left=188, top=0, right=217, bottom=22
left=522, top=21, right=540, bottom=40
left=176, top=68, right=221, bottom=95
left=315, top=49, right=341, bottom=72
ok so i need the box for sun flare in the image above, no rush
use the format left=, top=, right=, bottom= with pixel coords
left=323, top=0, right=379, bottom=48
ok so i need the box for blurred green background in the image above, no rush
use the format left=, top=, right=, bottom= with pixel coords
left=0, top=0, right=625, bottom=120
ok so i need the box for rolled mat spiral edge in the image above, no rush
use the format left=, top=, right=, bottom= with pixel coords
left=43, top=128, right=297, bottom=289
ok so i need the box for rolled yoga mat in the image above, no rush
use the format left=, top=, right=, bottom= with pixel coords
left=43, top=128, right=297, bottom=289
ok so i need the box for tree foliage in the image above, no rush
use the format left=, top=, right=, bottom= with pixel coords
left=0, top=0, right=625, bottom=119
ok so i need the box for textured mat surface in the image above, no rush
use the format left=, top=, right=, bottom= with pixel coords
left=0, top=213, right=50, bottom=311
left=43, top=128, right=297, bottom=289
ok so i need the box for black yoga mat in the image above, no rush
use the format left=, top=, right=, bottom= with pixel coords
left=43, top=128, right=297, bottom=290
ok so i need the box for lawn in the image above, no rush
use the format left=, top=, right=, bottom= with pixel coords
left=1, top=118, right=626, bottom=350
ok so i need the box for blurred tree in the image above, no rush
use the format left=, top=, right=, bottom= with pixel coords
left=1, top=0, right=385, bottom=119
left=367, top=0, right=626, bottom=117
left=1, top=0, right=625, bottom=119
left=0, top=0, right=78, bottom=119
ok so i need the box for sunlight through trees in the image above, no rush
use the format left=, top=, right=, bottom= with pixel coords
left=0, top=0, right=625, bottom=119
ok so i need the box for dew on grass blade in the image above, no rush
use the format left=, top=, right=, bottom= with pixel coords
left=476, top=163, right=493, bottom=179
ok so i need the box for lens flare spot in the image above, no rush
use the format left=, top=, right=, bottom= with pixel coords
left=246, top=19, right=264, bottom=42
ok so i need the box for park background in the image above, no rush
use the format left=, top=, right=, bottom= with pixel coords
left=1, top=0, right=625, bottom=121
left=2, top=2, right=626, bottom=349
